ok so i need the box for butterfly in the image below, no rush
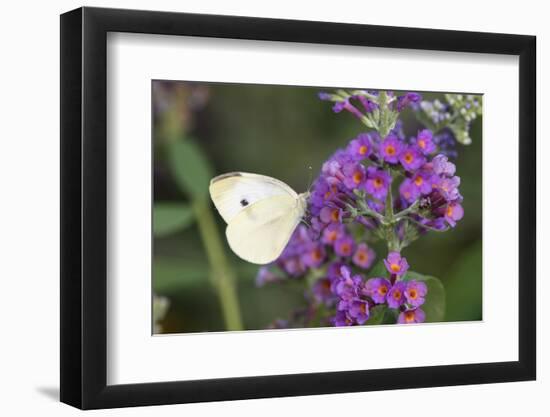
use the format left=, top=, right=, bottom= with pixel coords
left=209, top=172, right=310, bottom=265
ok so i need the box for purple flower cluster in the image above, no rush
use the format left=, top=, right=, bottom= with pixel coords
left=255, top=89, right=469, bottom=328
left=399, top=150, right=464, bottom=229
left=307, top=125, right=464, bottom=236
left=331, top=252, right=427, bottom=326
left=318, top=91, right=421, bottom=122
left=256, top=222, right=376, bottom=307
left=413, top=94, right=482, bottom=147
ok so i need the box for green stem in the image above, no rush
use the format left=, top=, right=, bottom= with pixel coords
left=353, top=206, right=386, bottom=223
left=193, top=199, right=244, bottom=331
left=384, top=170, right=401, bottom=251
left=378, top=91, right=389, bottom=137
left=407, top=216, right=450, bottom=233
left=393, top=200, right=420, bottom=222
left=384, top=171, right=394, bottom=220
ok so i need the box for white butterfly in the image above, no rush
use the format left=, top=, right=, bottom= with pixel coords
left=209, top=172, right=310, bottom=265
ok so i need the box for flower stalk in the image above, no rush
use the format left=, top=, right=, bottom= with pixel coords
left=193, top=199, right=243, bottom=331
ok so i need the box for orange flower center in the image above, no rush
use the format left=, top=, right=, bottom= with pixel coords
left=414, top=176, right=423, bottom=186
left=390, top=263, right=401, bottom=273
left=327, top=231, right=338, bottom=242
left=418, top=139, right=426, bottom=149
left=393, top=290, right=402, bottom=299
left=405, top=311, right=415, bottom=322
left=374, top=178, right=383, bottom=188
left=311, top=248, right=323, bottom=261
left=341, top=243, right=351, bottom=255
left=330, top=209, right=340, bottom=222
left=357, top=252, right=368, bottom=262
left=359, top=145, right=368, bottom=155
left=386, top=145, right=396, bottom=156
left=404, top=152, right=414, bottom=163
left=324, top=186, right=338, bottom=200
left=378, top=285, right=388, bottom=295
left=408, top=289, right=418, bottom=299
left=353, top=172, right=363, bottom=184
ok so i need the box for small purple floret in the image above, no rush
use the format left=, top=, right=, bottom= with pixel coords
left=380, top=135, right=404, bottom=164
left=383, top=251, right=409, bottom=277
left=404, top=280, right=428, bottom=307
left=365, top=167, right=392, bottom=200
left=352, top=243, right=376, bottom=269
left=387, top=281, right=407, bottom=308
left=398, top=308, right=426, bottom=324
left=363, top=277, right=392, bottom=304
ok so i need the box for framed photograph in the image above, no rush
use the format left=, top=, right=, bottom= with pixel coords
left=60, top=6, right=536, bottom=409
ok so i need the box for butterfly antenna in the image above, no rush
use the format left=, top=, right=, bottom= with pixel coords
left=306, top=165, right=314, bottom=193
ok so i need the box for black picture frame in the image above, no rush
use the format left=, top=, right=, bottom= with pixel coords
left=60, top=6, right=536, bottom=410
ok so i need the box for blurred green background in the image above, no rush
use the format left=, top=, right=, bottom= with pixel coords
left=152, top=80, right=482, bottom=334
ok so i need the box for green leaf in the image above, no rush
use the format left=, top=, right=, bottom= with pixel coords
left=153, top=257, right=258, bottom=293
left=368, top=260, right=388, bottom=278
left=153, top=258, right=209, bottom=292
left=381, top=308, right=398, bottom=324
left=403, top=271, right=446, bottom=323
left=366, top=305, right=387, bottom=325
left=153, top=203, right=195, bottom=237
left=167, top=139, right=213, bottom=199
left=444, top=241, right=482, bottom=322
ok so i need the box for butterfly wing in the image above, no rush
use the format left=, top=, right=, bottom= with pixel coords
left=225, top=194, right=304, bottom=264
left=209, top=172, right=298, bottom=224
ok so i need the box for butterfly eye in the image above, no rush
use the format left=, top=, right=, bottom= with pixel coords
left=240, top=199, right=249, bottom=207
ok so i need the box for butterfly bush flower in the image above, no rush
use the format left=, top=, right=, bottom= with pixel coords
left=399, top=146, right=426, bottom=172
left=432, top=154, right=456, bottom=177
left=321, top=223, right=345, bottom=245
left=302, top=243, right=326, bottom=268
left=347, top=133, right=373, bottom=161
left=257, top=88, right=475, bottom=328
left=332, top=266, right=362, bottom=303
left=353, top=243, right=376, bottom=269
left=312, top=277, right=336, bottom=305
left=384, top=252, right=409, bottom=277
left=413, top=129, right=437, bottom=155
left=342, top=162, right=366, bottom=190
left=404, top=280, right=428, bottom=307
left=333, top=310, right=354, bottom=326
left=443, top=201, right=464, bottom=227
left=380, top=135, right=404, bottom=164
left=410, top=171, right=433, bottom=195
left=398, top=308, right=426, bottom=324
left=364, top=277, right=391, bottom=304
left=366, top=167, right=392, bottom=200
left=396, top=92, right=422, bottom=111
left=399, top=179, right=421, bottom=204
left=348, top=300, right=370, bottom=324
left=319, top=206, right=343, bottom=224
left=387, top=281, right=407, bottom=308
